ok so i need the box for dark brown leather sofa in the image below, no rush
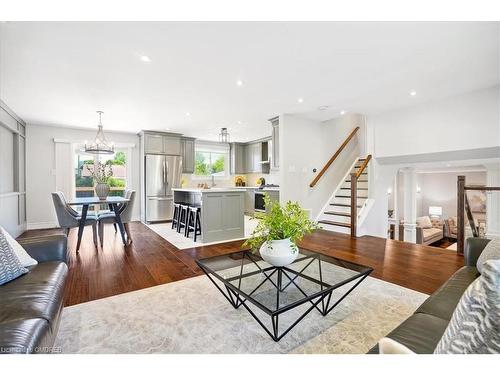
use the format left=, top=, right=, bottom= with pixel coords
left=0, top=235, right=68, bottom=354
left=368, top=237, right=490, bottom=354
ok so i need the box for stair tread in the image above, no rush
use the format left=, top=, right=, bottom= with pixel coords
left=346, top=179, right=368, bottom=182
left=324, top=211, right=351, bottom=217
left=341, top=187, right=368, bottom=190
left=330, top=203, right=363, bottom=208
left=318, top=220, right=351, bottom=228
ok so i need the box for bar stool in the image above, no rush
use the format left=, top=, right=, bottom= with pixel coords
left=172, top=202, right=182, bottom=230
left=177, top=204, right=190, bottom=234
left=185, top=205, right=202, bottom=242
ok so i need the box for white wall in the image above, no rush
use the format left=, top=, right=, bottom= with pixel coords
left=26, top=124, right=141, bottom=229
left=372, top=86, right=500, bottom=159
left=280, top=113, right=366, bottom=219
left=361, top=86, right=500, bottom=238
left=418, top=171, right=486, bottom=219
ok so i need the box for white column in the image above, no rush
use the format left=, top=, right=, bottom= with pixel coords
left=485, top=163, right=500, bottom=238
left=402, top=167, right=417, bottom=243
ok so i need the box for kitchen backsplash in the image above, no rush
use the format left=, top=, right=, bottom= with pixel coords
left=181, top=170, right=280, bottom=188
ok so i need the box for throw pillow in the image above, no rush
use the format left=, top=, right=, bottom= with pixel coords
left=434, top=259, right=500, bottom=354
left=0, top=226, right=37, bottom=267
left=378, top=338, right=415, bottom=354
left=476, top=237, right=500, bottom=274
left=416, top=216, right=432, bottom=229
left=0, top=230, right=29, bottom=285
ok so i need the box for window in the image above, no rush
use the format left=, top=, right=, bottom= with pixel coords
left=193, top=141, right=229, bottom=177
left=74, top=149, right=128, bottom=206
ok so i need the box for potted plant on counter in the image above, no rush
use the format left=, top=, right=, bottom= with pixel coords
left=243, top=194, right=318, bottom=267
left=85, top=161, right=114, bottom=200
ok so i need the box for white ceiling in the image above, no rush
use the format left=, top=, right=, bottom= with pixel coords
left=0, top=22, right=498, bottom=142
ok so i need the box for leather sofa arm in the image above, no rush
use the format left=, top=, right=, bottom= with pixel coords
left=17, top=235, right=68, bottom=264
left=464, top=237, right=490, bottom=267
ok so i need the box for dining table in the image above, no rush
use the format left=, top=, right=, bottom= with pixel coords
left=67, top=196, right=130, bottom=249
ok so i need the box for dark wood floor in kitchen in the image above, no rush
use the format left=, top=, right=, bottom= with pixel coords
left=19, top=222, right=464, bottom=307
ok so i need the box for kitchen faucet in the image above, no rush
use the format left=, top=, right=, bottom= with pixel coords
left=211, top=175, right=216, bottom=187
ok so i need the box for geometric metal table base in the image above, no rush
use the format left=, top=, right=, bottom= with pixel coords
left=198, top=251, right=372, bottom=342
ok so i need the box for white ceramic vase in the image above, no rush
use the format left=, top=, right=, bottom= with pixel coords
left=95, top=183, right=110, bottom=200
left=259, top=238, right=298, bottom=267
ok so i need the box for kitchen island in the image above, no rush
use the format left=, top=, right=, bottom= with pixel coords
left=172, top=188, right=245, bottom=243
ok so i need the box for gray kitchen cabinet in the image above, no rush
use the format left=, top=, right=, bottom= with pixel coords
left=245, top=142, right=262, bottom=173
left=181, top=137, right=195, bottom=173
left=144, top=133, right=164, bottom=154
left=163, top=135, right=181, bottom=155
left=143, top=132, right=182, bottom=155
left=230, top=142, right=246, bottom=175
left=269, top=116, right=279, bottom=170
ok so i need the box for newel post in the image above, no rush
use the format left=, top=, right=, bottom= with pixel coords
left=457, top=175, right=465, bottom=255
left=351, top=172, right=357, bottom=237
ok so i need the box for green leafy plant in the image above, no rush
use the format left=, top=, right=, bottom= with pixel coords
left=84, top=161, right=113, bottom=184
left=243, top=194, right=319, bottom=253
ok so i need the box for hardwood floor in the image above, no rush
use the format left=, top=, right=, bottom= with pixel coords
left=18, top=222, right=464, bottom=306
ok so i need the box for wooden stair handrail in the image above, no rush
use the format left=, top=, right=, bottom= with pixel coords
left=355, top=154, right=372, bottom=179
left=464, top=194, right=479, bottom=237
left=309, top=126, right=360, bottom=188
left=458, top=175, right=500, bottom=254
left=465, top=186, right=500, bottom=191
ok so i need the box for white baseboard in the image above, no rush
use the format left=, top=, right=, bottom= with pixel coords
left=27, top=221, right=59, bottom=230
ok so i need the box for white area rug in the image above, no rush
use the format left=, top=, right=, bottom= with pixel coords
left=55, top=264, right=427, bottom=354
left=446, top=243, right=457, bottom=250
left=147, top=215, right=258, bottom=249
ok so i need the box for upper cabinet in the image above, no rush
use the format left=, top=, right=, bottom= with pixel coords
left=142, top=132, right=182, bottom=155
left=144, top=133, right=164, bottom=153
left=269, top=116, right=279, bottom=170
left=181, top=137, right=195, bottom=174
left=230, top=142, right=246, bottom=175
left=243, top=141, right=270, bottom=174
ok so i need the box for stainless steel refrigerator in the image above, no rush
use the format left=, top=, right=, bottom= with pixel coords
left=145, top=154, right=182, bottom=222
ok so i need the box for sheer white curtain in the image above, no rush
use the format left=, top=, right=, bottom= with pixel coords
left=53, top=140, right=77, bottom=200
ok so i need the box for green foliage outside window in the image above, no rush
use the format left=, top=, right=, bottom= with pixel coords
left=194, top=151, right=226, bottom=176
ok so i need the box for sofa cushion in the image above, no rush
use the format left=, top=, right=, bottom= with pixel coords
left=434, top=260, right=500, bottom=354
left=430, top=218, right=442, bottom=228
left=0, top=318, right=52, bottom=354
left=416, top=266, right=479, bottom=321
left=0, top=226, right=37, bottom=267
left=369, top=313, right=449, bottom=354
left=0, top=230, right=28, bottom=285
left=0, top=261, right=68, bottom=329
left=417, top=216, right=432, bottom=229
left=422, top=228, right=442, bottom=242
left=477, top=237, right=500, bottom=274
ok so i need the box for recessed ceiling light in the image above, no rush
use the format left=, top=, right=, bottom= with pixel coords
left=237, top=121, right=242, bottom=125
left=297, top=98, right=304, bottom=103
left=140, top=55, right=152, bottom=63
left=318, top=105, right=329, bottom=111
left=340, top=110, right=346, bottom=115
left=186, top=112, right=191, bottom=116
left=236, top=80, right=243, bottom=87
left=410, top=90, right=417, bottom=96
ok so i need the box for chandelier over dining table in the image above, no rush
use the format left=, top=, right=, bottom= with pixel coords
left=84, top=111, right=115, bottom=154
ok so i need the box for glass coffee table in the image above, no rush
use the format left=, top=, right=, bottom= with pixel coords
left=196, top=248, right=373, bottom=341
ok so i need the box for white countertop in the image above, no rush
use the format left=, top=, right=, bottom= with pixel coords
left=232, top=186, right=280, bottom=191
left=172, top=188, right=246, bottom=194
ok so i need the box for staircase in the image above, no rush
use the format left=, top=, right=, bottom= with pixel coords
left=317, top=157, right=369, bottom=234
